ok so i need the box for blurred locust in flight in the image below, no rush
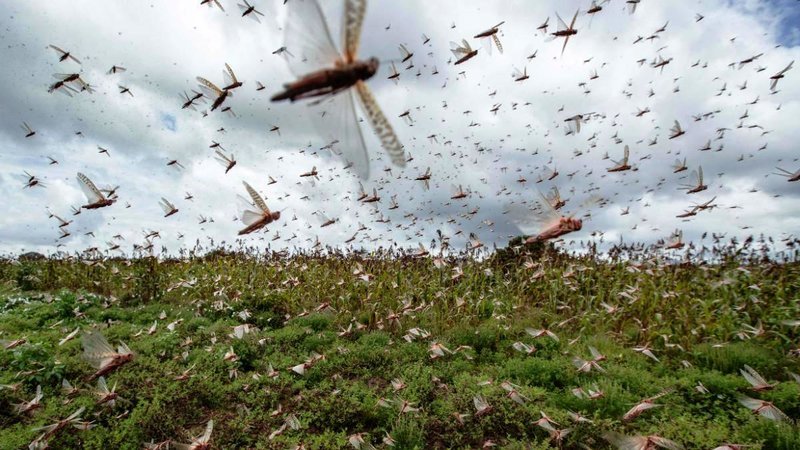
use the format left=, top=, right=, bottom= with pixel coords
left=271, top=0, right=405, bottom=179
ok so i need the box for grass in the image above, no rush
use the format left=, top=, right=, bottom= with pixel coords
left=0, top=245, right=799, bottom=449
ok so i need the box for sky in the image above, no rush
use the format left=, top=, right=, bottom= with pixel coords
left=0, top=0, right=798, bottom=257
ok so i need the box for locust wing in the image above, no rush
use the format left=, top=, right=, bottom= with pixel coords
left=81, top=331, right=117, bottom=370
left=355, top=81, right=406, bottom=169
left=214, top=149, right=228, bottom=164
left=569, top=10, right=579, bottom=29
left=555, top=12, right=569, bottom=32
left=201, top=420, right=214, bottom=442
left=342, top=0, right=367, bottom=62
left=159, top=198, right=176, bottom=215
left=771, top=61, right=793, bottom=89
left=223, top=63, right=239, bottom=87
left=283, top=0, right=343, bottom=77
left=545, top=187, right=562, bottom=208
left=243, top=181, right=270, bottom=215
left=196, top=76, right=225, bottom=98
left=450, top=39, right=473, bottom=59
left=77, top=173, right=105, bottom=203
left=611, top=145, right=629, bottom=166
left=239, top=209, right=264, bottom=228
left=493, top=34, right=503, bottom=54
left=49, top=44, right=67, bottom=55
left=237, top=195, right=264, bottom=227
left=312, top=88, right=370, bottom=178
left=173, top=420, right=213, bottom=450
left=506, top=193, right=561, bottom=236
left=317, top=211, right=334, bottom=226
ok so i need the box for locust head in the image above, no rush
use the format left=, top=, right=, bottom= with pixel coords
left=357, top=57, right=380, bottom=80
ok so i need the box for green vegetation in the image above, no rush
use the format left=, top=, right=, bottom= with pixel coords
left=0, top=250, right=798, bottom=449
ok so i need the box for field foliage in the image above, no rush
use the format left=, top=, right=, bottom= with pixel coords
left=1, top=244, right=799, bottom=449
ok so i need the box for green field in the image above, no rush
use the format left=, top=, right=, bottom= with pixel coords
left=1, top=247, right=799, bottom=449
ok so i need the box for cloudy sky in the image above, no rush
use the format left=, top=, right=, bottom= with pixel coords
left=0, top=0, right=798, bottom=256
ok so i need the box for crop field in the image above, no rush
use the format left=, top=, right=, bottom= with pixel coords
left=1, top=244, right=799, bottom=449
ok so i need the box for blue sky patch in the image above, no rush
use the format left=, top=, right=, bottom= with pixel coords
left=160, top=113, right=176, bottom=132
left=761, top=0, right=800, bottom=46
